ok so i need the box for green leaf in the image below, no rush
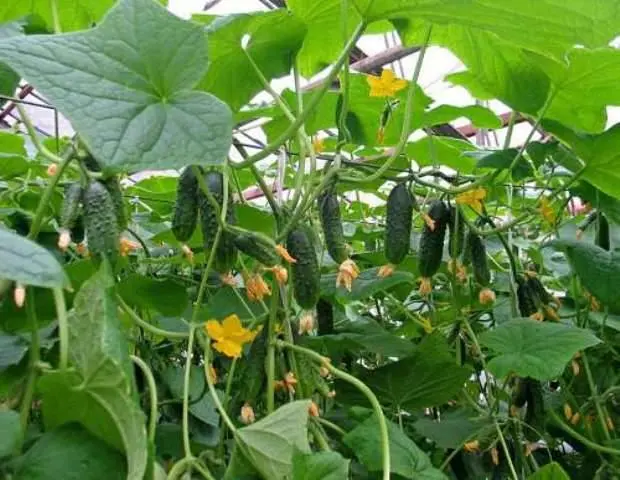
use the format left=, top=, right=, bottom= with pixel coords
left=162, top=365, right=220, bottom=427
left=195, top=11, right=306, bottom=111
left=361, top=1, right=620, bottom=58
left=0, top=131, right=29, bottom=179
left=0, top=22, right=21, bottom=98
left=12, top=424, right=126, bottom=480
left=471, top=148, right=533, bottom=181
left=0, top=331, right=28, bottom=369
left=479, top=318, right=601, bottom=380
left=0, top=227, right=68, bottom=288
left=405, top=136, right=478, bottom=173
left=527, top=462, right=571, bottom=480
left=69, top=266, right=133, bottom=387
left=234, top=400, right=312, bottom=480
left=551, top=239, right=620, bottom=311
left=343, top=415, right=446, bottom=479
left=38, top=369, right=147, bottom=480
left=0, top=0, right=233, bottom=175
left=292, top=450, right=350, bottom=480
left=287, top=0, right=361, bottom=76
left=336, top=334, right=471, bottom=409
left=414, top=410, right=493, bottom=449
left=0, top=410, right=21, bottom=457
left=422, top=104, right=501, bottom=130
left=118, top=274, right=188, bottom=317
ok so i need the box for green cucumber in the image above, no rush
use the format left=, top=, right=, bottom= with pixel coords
left=60, top=182, right=84, bottom=230
left=516, top=277, right=538, bottom=317
left=198, top=171, right=238, bottom=273
left=83, top=181, right=119, bottom=262
left=448, top=205, right=465, bottom=259
left=101, top=176, right=128, bottom=231
left=595, top=212, right=610, bottom=251
left=71, top=215, right=85, bottom=244
left=525, top=275, right=553, bottom=306
left=316, top=298, right=334, bottom=335
left=511, top=377, right=529, bottom=409
left=171, top=167, right=199, bottom=242
left=233, top=231, right=279, bottom=267
left=317, top=186, right=348, bottom=264
left=466, top=231, right=490, bottom=286
left=384, top=183, right=414, bottom=265
left=524, top=379, right=545, bottom=441
left=418, top=200, right=449, bottom=278
left=287, top=225, right=320, bottom=310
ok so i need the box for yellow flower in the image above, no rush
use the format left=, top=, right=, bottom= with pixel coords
left=245, top=273, right=271, bottom=302
left=456, top=187, right=487, bottom=214
left=539, top=197, right=556, bottom=224
left=367, top=69, right=407, bottom=97
left=312, top=136, right=325, bottom=154
left=205, top=314, right=259, bottom=358
left=275, top=244, right=297, bottom=264
left=336, top=259, right=360, bottom=292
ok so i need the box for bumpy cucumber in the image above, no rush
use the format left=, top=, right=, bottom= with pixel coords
left=198, top=171, right=237, bottom=273
left=233, top=231, right=279, bottom=267
left=511, top=377, right=529, bottom=408
left=595, top=212, right=610, bottom=251
left=516, top=278, right=538, bottom=317
left=60, top=182, right=84, bottom=230
left=316, top=298, right=334, bottom=335
left=171, top=167, right=199, bottom=242
left=317, top=186, right=348, bottom=264
left=524, top=379, right=545, bottom=441
left=467, top=231, right=490, bottom=286
left=71, top=215, right=85, bottom=244
left=235, top=326, right=268, bottom=405
left=83, top=181, right=119, bottom=262
left=525, top=275, right=553, bottom=306
left=448, top=205, right=465, bottom=258
left=384, top=183, right=414, bottom=265
left=418, top=200, right=449, bottom=278
left=101, top=176, right=128, bottom=231
left=287, top=225, right=320, bottom=309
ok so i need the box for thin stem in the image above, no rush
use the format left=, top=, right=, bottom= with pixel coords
left=166, top=456, right=195, bottom=480
left=342, top=26, right=432, bottom=184
left=202, top=342, right=238, bottom=433
left=548, top=409, right=620, bottom=456
left=130, top=355, right=158, bottom=444
left=182, top=326, right=196, bottom=458
left=234, top=22, right=366, bottom=169
left=52, top=287, right=69, bottom=371
left=266, top=284, right=279, bottom=413
left=117, top=294, right=189, bottom=339
left=582, top=352, right=612, bottom=441
left=495, top=421, right=519, bottom=480
left=502, top=112, right=517, bottom=149
left=315, top=417, right=347, bottom=436
left=19, top=289, right=40, bottom=437
left=192, top=460, right=216, bottom=480
left=250, top=164, right=280, bottom=215
left=16, top=104, right=66, bottom=167
left=278, top=341, right=391, bottom=480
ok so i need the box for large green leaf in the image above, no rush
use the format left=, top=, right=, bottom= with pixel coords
left=231, top=400, right=312, bottom=480
left=406, top=136, right=478, bottom=173
left=162, top=365, right=219, bottom=427
left=336, top=334, right=470, bottom=410
left=0, top=227, right=68, bottom=288
left=479, top=318, right=600, bottom=380
left=343, top=414, right=446, bottom=479
left=527, top=462, right=571, bottom=480
left=117, top=274, right=188, bottom=317
left=551, top=239, right=620, bottom=311
left=359, top=0, right=620, bottom=58
left=414, top=410, right=493, bottom=449
left=0, top=0, right=232, bottom=175
left=195, top=11, right=306, bottom=112
left=292, top=450, right=350, bottom=480
left=0, top=410, right=21, bottom=457
left=12, top=424, right=126, bottom=480
left=38, top=369, right=147, bottom=480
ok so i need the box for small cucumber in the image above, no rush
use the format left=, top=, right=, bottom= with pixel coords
left=171, top=167, right=199, bottom=242
left=233, top=231, right=279, bottom=267
left=317, top=186, right=348, bottom=264
left=71, top=215, right=85, bottom=244
left=524, top=379, right=545, bottom=441
left=516, top=277, right=538, bottom=317
left=511, top=377, right=529, bottom=409
left=83, top=181, right=119, bottom=262
left=418, top=200, right=449, bottom=278
left=287, top=225, right=320, bottom=310
left=316, top=298, right=334, bottom=335
left=60, top=182, right=84, bottom=230
left=101, top=176, right=128, bottom=231
left=466, top=231, right=490, bottom=286
left=384, top=183, right=414, bottom=265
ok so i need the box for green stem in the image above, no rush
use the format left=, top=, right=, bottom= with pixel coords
left=342, top=26, right=432, bottom=184
left=582, top=352, right=612, bottom=441
left=117, top=294, right=189, bottom=339
left=17, top=104, right=67, bottom=167
left=250, top=164, right=280, bottom=216
left=52, top=287, right=69, bottom=371
left=548, top=409, right=620, bottom=456
left=309, top=421, right=331, bottom=451
left=278, top=341, right=391, bottom=480
left=166, top=456, right=195, bottom=480
left=234, top=22, right=366, bottom=169
left=130, top=355, right=158, bottom=444
left=495, top=421, right=519, bottom=480
left=182, top=326, right=196, bottom=458
left=192, top=460, right=216, bottom=480
left=266, top=284, right=279, bottom=413
left=202, top=342, right=238, bottom=434
left=315, top=417, right=347, bottom=436
left=19, top=289, right=40, bottom=438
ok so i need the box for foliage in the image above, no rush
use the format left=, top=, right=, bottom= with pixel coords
left=0, top=0, right=619, bottom=479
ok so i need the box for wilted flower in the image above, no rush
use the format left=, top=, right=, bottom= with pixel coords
left=240, top=402, right=255, bottom=424
left=275, top=244, right=296, bottom=264
left=479, top=288, right=496, bottom=305
left=57, top=229, right=71, bottom=251
left=14, top=284, right=25, bottom=308
left=207, top=364, right=217, bottom=384
left=220, top=271, right=237, bottom=287
left=378, top=264, right=395, bottom=278
left=47, top=163, right=58, bottom=176
left=336, top=259, right=360, bottom=291
left=463, top=440, right=480, bottom=453
left=267, top=265, right=288, bottom=285
left=245, top=273, right=271, bottom=302
left=418, top=277, right=433, bottom=296
left=119, top=237, right=139, bottom=256
left=308, top=402, right=320, bottom=417
left=298, top=311, right=315, bottom=335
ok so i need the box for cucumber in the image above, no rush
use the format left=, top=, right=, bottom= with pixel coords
left=316, top=298, right=334, bottom=335
left=525, top=275, right=553, bottom=306
left=235, top=326, right=268, bottom=406
left=418, top=200, right=449, bottom=278
left=317, top=186, right=348, bottom=264
left=595, top=212, right=610, bottom=251
left=101, top=176, right=128, bottom=231
left=511, top=377, right=529, bottom=409
left=71, top=215, right=85, bottom=244
left=233, top=231, right=279, bottom=267
left=83, top=181, right=119, bottom=262
left=384, top=183, right=414, bottom=265
left=448, top=205, right=465, bottom=258
left=82, top=154, right=102, bottom=172
left=524, top=379, right=545, bottom=441
left=287, top=225, right=320, bottom=310
left=467, top=231, right=490, bottom=286
left=516, top=277, right=538, bottom=317
left=198, top=171, right=238, bottom=273
left=171, top=167, right=199, bottom=242
left=60, top=182, right=84, bottom=230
